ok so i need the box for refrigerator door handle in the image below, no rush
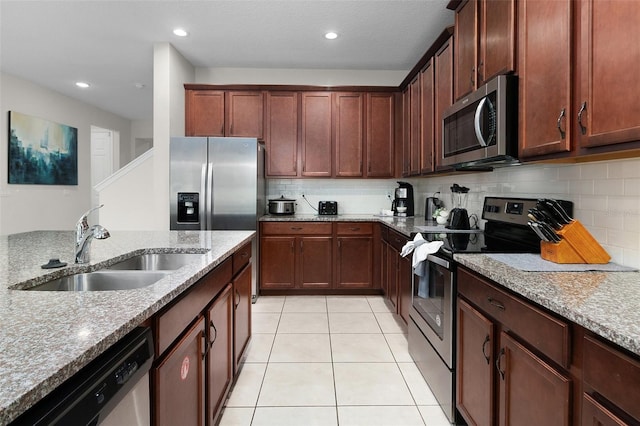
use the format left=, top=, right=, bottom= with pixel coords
left=205, top=161, right=214, bottom=230
left=200, top=163, right=208, bottom=230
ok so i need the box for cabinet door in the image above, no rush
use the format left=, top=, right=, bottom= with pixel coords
left=398, top=254, right=412, bottom=324
left=434, top=36, right=454, bottom=171
left=457, top=298, right=495, bottom=426
left=386, top=245, right=399, bottom=310
left=381, top=240, right=389, bottom=296
left=479, top=0, right=516, bottom=85
left=581, top=393, right=630, bottom=426
left=576, top=0, right=640, bottom=149
left=298, top=236, right=333, bottom=289
left=260, top=236, right=296, bottom=289
left=497, top=332, right=571, bottom=426
left=455, top=0, right=478, bottom=100
left=366, top=93, right=395, bottom=177
left=518, top=0, right=572, bottom=158
left=154, top=316, right=206, bottom=426
left=233, top=264, right=252, bottom=372
left=301, top=92, right=332, bottom=177
left=226, top=91, right=264, bottom=139
left=336, top=236, right=373, bottom=289
left=186, top=90, right=225, bottom=137
left=206, top=285, right=233, bottom=426
left=402, top=88, right=411, bottom=177
left=409, top=75, right=421, bottom=175
left=420, top=60, right=435, bottom=174
left=334, top=92, right=364, bottom=177
left=265, top=92, right=299, bottom=177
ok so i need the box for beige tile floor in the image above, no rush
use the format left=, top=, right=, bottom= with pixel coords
left=218, top=295, right=451, bottom=426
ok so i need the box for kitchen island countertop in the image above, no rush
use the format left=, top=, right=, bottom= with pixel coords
left=0, top=230, right=254, bottom=425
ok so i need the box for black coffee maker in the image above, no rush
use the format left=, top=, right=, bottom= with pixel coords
left=391, top=181, right=414, bottom=217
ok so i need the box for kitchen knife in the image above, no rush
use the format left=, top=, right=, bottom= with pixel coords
left=535, top=202, right=563, bottom=230
left=544, top=199, right=574, bottom=224
left=528, top=221, right=549, bottom=242
left=538, top=221, right=562, bottom=243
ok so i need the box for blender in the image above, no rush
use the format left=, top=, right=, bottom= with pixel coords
left=447, top=184, right=470, bottom=230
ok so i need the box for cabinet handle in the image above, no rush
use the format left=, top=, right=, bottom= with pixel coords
left=556, top=108, right=566, bottom=139
left=470, top=67, right=475, bottom=87
left=291, top=227, right=303, bottom=231
left=496, top=347, right=506, bottom=380
left=578, top=101, right=587, bottom=135
left=478, top=61, right=484, bottom=83
left=350, top=227, right=360, bottom=231
left=368, top=161, right=371, bottom=173
left=209, top=320, right=218, bottom=347
left=220, top=125, right=223, bottom=135
left=240, top=252, right=249, bottom=258
left=482, top=334, right=491, bottom=364
left=235, top=289, right=240, bottom=308
left=230, top=123, right=233, bottom=134
left=300, top=240, right=304, bottom=253
left=290, top=240, right=294, bottom=252
left=202, top=334, right=210, bottom=360
left=487, top=297, right=505, bottom=311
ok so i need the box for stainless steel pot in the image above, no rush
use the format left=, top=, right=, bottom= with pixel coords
left=268, top=196, right=296, bottom=215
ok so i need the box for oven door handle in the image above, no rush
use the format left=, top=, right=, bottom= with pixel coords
left=426, top=254, right=450, bottom=269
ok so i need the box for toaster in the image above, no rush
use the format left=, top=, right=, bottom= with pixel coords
left=318, top=201, right=338, bottom=215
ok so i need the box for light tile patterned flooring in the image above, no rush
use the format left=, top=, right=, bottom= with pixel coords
left=218, top=295, right=451, bottom=426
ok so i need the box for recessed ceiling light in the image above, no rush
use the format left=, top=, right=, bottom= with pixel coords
left=75, top=82, right=90, bottom=88
left=173, top=28, right=188, bottom=37
left=325, top=32, right=338, bottom=40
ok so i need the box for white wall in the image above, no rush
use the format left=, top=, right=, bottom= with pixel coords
left=267, top=158, right=640, bottom=268
left=130, top=119, right=153, bottom=160
left=0, top=72, right=132, bottom=234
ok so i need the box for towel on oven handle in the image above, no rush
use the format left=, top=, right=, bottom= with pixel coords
left=401, top=233, right=444, bottom=269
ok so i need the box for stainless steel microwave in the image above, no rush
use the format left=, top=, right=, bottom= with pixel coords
left=442, top=75, right=518, bottom=169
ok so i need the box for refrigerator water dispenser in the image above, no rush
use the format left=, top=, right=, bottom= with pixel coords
left=177, top=192, right=199, bottom=223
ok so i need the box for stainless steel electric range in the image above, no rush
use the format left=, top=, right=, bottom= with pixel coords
left=407, top=196, right=573, bottom=424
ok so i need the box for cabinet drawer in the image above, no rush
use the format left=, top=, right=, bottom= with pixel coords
left=336, top=222, right=373, bottom=235
left=154, top=258, right=232, bottom=356
left=261, top=222, right=332, bottom=235
left=458, top=268, right=570, bottom=368
left=387, top=229, right=408, bottom=252
left=583, top=334, right=640, bottom=421
left=380, top=225, right=389, bottom=241
left=232, top=240, right=252, bottom=275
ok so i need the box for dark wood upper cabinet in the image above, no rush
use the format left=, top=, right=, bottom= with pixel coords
left=434, top=35, right=454, bottom=172
left=265, top=92, right=299, bottom=177
left=453, top=0, right=515, bottom=101
left=420, top=59, right=435, bottom=174
left=301, top=92, right=333, bottom=177
left=576, top=0, right=640, bottom=151
left=366, top=93, right=395, bottom=178
left=518, top=0, right=573, bottom=159
left=409, top=75, right=422, bottom=176
left=225, top=91, right=264, bottom=139
left=185, top=90, right=225, bottom=137
left=402, top=87, right=411, bottom=177
left=334, top=92, right=364, bottom=177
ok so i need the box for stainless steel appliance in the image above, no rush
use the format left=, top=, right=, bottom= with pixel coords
left=447, top=184, right=470, bottom=230
left=391, top=181, right=414, bottom=217
left=268, top=196, right=296, bottom=215
left=408, top=196, right=573, bottom=424
left=442, top=75, right=518, bottom=169
left=425, top=193, right=443, bottom=221
left=13, top=327, right=153, bottom=425
left=170, top=137, right=265, bottom=300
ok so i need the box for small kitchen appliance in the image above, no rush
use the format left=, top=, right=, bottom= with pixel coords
left=318, top=201, right=338, bottom=215
left=447, top=184, right=470, bottom=230
left=268, top=196, right=296, bottom=215
left=391, top=181, right=414, bottom=217
left=425, top=193, right=443, bottom=221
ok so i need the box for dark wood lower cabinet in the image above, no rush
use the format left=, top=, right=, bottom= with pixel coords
left=207, top=285, right=233, bottom=426
left=154, top=316, right=206, bottom=426
left=336, top=236, right=373, bottom=289
left=299, top=236, right=333, bottom=289
left=233, top=264, right=252, bottom=372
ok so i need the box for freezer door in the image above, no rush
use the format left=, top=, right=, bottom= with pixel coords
left=209, top=138, right=258, bottom=230
left=170, top=137, right=208, bottom=230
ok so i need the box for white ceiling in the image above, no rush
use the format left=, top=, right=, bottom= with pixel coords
left=0, top=1, right=453, bottom=121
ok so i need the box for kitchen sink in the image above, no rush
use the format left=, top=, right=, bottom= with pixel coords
left=106, top=253, right=205, bottom=271
left=26, top=270, right=169, bottom=291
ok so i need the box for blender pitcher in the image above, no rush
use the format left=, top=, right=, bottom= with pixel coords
left=447, top=184, right=470, bottom=230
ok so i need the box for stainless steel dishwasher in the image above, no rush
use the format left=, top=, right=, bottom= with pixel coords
left=12, top=327, right=153, bottom=425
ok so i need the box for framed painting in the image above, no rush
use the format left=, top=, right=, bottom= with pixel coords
left=8, top=111, right=78, bottom=185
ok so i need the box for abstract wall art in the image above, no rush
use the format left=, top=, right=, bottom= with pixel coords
left=8, top=111, right=78, bottom=185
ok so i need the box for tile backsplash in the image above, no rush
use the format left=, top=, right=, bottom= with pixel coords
left=267, top=157, right=640, bottom=268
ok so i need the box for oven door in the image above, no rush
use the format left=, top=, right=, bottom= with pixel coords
left=409, top=254, right=454, bottom=368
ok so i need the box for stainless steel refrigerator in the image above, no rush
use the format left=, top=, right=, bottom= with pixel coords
left=170, top=137, right=265, bottom=300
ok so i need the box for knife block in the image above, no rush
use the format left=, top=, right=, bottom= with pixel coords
left=540, top=220, right=611, bottom=264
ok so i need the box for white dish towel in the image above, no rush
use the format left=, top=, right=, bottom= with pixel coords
left=401, top=234, right=443, bottom=299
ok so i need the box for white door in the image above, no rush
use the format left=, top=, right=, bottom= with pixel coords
left=91, top=126, right=118, bottom=209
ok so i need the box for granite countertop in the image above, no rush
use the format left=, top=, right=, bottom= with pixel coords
left=0, top=230, right=254, bottom=425
left=261, top=214, right=640, bottom=357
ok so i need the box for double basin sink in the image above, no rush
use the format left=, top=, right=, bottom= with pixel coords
left=27, top=253, right=206, bottom=292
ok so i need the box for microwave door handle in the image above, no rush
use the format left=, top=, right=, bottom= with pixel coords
left=474, top=97, right=489, bottom=147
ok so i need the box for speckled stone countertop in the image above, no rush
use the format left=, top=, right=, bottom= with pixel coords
left=261, top=214, right=640, bottom=357
left=0, top=230, right=254, bottom=425
left=453, top=254, right=640, bottom=357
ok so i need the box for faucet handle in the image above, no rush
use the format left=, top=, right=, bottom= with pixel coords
left=77, top=204, right=104, bottom=230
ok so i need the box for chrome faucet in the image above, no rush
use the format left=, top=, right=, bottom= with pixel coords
left=75, top=204, right=110, bottom=264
